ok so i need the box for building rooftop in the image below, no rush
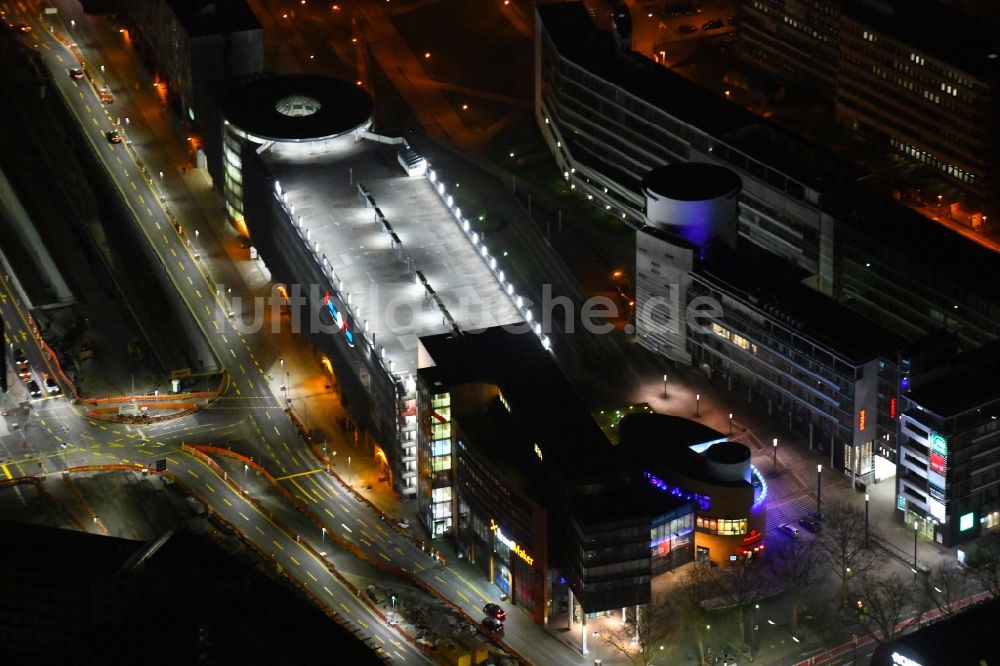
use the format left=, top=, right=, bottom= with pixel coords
left=419, top=326, right=612, bottom=485
left=871, top=598, right=1000, bottom=666
left=905, top=347, right=1000, bottom=417
left=166, top=0, right=260, bottom=37
left=268, top=142, right=521, bottom=379
left=641, top=163, right=742, bottom=201
left=617, top=412, right=735, bottom=486
left=224, top=75, right=374, bottom=142
left=693, top=239, right=904, bottom=363
left=843, top=0, right=1000, bottom=82
left=536, top=2, right=865, bottom=193
left=826, top=182, right=1000, bottom=298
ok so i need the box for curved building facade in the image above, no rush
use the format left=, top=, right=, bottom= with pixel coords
left=222, top=75, right=374, bottom=233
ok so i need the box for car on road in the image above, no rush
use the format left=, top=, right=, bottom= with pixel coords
left=799, top=516, right=821, bottom=533
left=677, top=24, right=698, bottom=34
left=17, top=23, right=31, bottom=33
left=105, top=129, right=122, bottom=144
left=778, top=523, right=799, bottom=538
left=43, top=374, right=60, bottom=395
left=99, top=89, right=114, bottom=105
left=68, top=67, right=84, bottom=80
left=483, top=603, right=506, bottom=622
left=13, top=348, right=28, bottom=372
left=482, top=616, right=504, bottom=635
left=702, top=18, right=725, bottom=30
left=26, top=379, right=42, bottom=398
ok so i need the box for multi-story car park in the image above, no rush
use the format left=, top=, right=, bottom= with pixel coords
left=222, top=74, right=525, bottom=498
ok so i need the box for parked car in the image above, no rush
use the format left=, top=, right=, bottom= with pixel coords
left=677, top=24, right=698, bottom=34
left=99, top=89, right=114, bottom=105
left=68, top=67, right=85, bottom=80
left=26, top=379, right=42, bottom=398
left=779, top=523, right=799, bottom=538
left=702, top=18, right=725, bottom=30
left=483, top=603, right=506, bottom=622
left=799, top=516, right=821, bottom=533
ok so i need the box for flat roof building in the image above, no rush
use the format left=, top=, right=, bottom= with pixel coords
left=224, top=75, right=525, bottom=497
left=416, top=327, right=766, bottom=653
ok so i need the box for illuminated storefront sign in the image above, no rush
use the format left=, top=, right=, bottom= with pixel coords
left=489, top=519, right=535, bottom=567
left=960, top=512, right=975, bottom=532
left=858, top=409, right=866, bottom=432
left=322, top=291, right=355, bottom=347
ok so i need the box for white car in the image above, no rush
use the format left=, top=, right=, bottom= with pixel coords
left=779, top=523, right=800, bottom=538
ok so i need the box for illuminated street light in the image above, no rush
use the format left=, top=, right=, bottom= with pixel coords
left=773, top=438, right=778, bottom=472
left=662, top=373, right=668, bottom=398
left=865, top=493, right=870, bottom=547
left=729, top=413, right=733, bottom=435
left=695, top=393, right=701, bottom=417
left=816, top=464, right=823, bottom=517
left=913, top=520, right=919, bottom=578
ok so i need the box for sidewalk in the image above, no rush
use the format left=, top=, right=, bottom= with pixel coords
left=633, top=363, right=956, bottom=571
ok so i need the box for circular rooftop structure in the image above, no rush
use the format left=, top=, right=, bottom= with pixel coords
left=223, top=75, right=373, bottom=143
left=641, top=162, right=742, bottom=201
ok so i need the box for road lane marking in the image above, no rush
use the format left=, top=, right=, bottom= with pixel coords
left=239, top=512, right=250, bottom=521
left=378, top=551, right=391, bottom=562
left=1, top=465, right=10, bottom=480
left=340, top=603, right=351, bottom=614
left=289, top=478, right=317, bottom=503
left=375, top=635, right=385, bottom=644
left=340, top=523, right=352, bottom=533
left=357, top=619, right=368, bottom=629
left=324, top=586, right=334, bottom=596
left=186, top=469, right=198, bottom=478
left=272, top=540, right=284, bottom=551
left=230, top=349, right=236, bottom=358
left=222, top=497, right=232, bottom=507
left=435, top=575, right=447, bottom=584
left=275, top=468, right=323, bottom=481
left=306, top=571, right=317, bottom=582
left=457, top=589, right=471, bottom=603
left=360, top=538, right=372, bottom=547
left=324, top=507, right=336, bottom=519
left=290, top=556, right=300, bottom=566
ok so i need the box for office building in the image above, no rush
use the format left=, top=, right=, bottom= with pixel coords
left=897, top=347, right=1000, bottom=546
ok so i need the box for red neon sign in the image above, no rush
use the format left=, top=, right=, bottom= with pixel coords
left=858, top=409, right=867, bottom=432
left=890, top=397, right=897, bottom=419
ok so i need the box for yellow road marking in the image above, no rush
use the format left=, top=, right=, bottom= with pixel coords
left=1, top=465, right=11, bottom=480
left=306, top=571, right=317, bottom=582
left=275, top=468, right=323, bottom=481
left=324, top=507, right=335, bottom=519
left=186, top=469, right=198, bottom=478
left=222, top=497, right=232, bottom=507
left=205, top=484, right=215, bottom=493
left=289, top=478, right=317, bottom=503
left=379, top=551, right=391, bottom=562
left=239, top=511, right=250, bottom=521
left=340, top=603, right=351, bottom=614
left=272, top=540, right=284, bottom=551
left=358, top=619, right=368, bottom=629
left=457, top=590, right=470, bottom=603
left=290, top=556, right=300, bottom=566
left=324, top=586, right=334, bottom=596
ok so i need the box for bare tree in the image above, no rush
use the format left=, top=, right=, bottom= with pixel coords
left=601, top=595, right=678, bottom=665
left=965, top=531, right=1000, bottom=598
left=713, top=556, right=766, bottom=646
left=927, top=560, right=971, bottom=617
left=817, top=503, right=878, bottom=605
left=767, top=537, right=822, bottom=628
left=675, top=563, right=717, bottom=665
left=853, top=573, right=923, bottom=643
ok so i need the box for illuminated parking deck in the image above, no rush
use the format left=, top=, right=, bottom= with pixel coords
left=270, top=143, right=522, bottom=378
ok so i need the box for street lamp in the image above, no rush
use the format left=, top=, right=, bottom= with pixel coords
left=865, top=493, right=870, bottom=547
left=773, top=438, right=778, bottom=473
left=729, top=413, right=733, bottom=435
left=816, top=464, right=823, bottom=518
left=662, top=373, right=668, bottom=398
left=321, top=526, right=326, bottom=543
left=695, top=393, right=701, bottom=417
left=913, top=520, right=919, bottom=578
